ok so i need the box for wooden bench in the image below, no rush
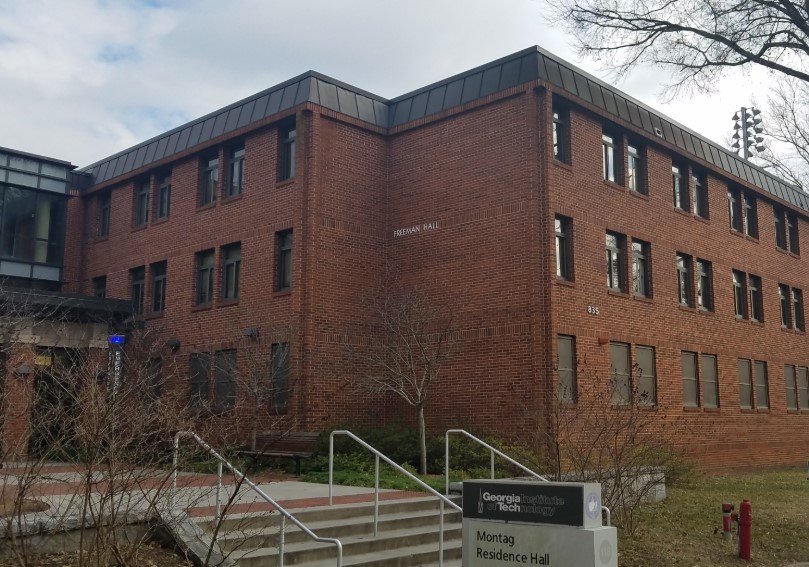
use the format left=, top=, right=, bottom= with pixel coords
left=242, top=431, right=320, bottom=476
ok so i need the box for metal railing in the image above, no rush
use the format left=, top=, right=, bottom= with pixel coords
left=171, top=431, right=343, bottom=567
left=329, top=430, right=461, bottom=567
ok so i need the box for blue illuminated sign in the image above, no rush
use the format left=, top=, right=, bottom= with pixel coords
left=108, top=334, right=127, bottom=345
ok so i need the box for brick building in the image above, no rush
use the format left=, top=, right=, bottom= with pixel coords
left=5, top=46, right=809, bottom=466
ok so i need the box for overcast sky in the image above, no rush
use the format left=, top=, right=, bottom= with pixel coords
left=0, top=0, right=770, bottom=167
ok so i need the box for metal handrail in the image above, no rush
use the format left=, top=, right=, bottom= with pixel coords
left=171, top=431, right=343, bottom=567
left=444, top=429, right=549, bottom=494
left=329, top=430, right=461, bottom=567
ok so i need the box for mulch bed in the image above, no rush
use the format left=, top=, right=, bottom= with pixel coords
left=0, top=543, right=193, bottom=566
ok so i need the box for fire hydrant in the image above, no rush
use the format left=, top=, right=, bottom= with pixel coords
left=721, top=503, right=734, bottom=541
left=730, top=500, right=752, bottom=560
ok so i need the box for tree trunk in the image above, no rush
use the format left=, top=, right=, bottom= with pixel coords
left=251, top=398, right=259, bottom=451
left=417, top=405, right=427, bottom=475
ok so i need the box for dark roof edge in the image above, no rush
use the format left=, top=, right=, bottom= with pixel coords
left=0, top=145, right=75, bottom=168
left=308, top=71, right=390, bottom=103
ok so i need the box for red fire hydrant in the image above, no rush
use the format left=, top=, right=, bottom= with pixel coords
left=722, top=503, right=734, bottom=541
left=738, top=500, right=752, bottom=560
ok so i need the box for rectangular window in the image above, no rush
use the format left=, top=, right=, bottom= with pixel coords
left=271, top=343, right=290, bottom=413
left=696, top=259, right=713, bottom=311
left=672, top=164, right=688, bottom=210
left=738, top=358, right=753, bottom=409
left=793, top=288, right=805, bottom=331
left=748, top=274, right=763, bottom=322
left=130, top=266, right=145, bottom=315
left=692, top=172, right=708, bottom=218
left=785, top=364, right=797, bottom=410
left=609, top=342, right=631, bottom=406
left=728, top=187, right=743, bottom=232
left=278, top=121, right=296, bottom=181
left=605, top=232, right=625, bottom=292
left=222, top=242, right=241, bottom=301
left=134, top=180, right=149, bottom=227
left=98, top=192, right=111, bottom=237
left=552, top=106, right=570, bottom=163
left=626, top=144, right=643, bottom=193
left=195, top=249, right=214, bottom=306
left=754, top=360, right=769, bottom=409
left=636, top=345, right=656, bottom=406
left=92, top=275, right=106, bottom=299
left=602, top=133, right=615, bottom=182
left=200, top=154, right=219, bottom=205
left=189, top=353, right=210, bottom=407
left=148, top=357, right=163, bottom=401
left=557, top=335, right=576, bottom=404
left=743, top=191, right=758, bottom=238
left=228, top=146, right=245, bottom=197
left=676, top=253, right=692, bottom=307
left=214, top=349, right=237, bottom=412
left=798, top=366, right=809, bottom=409
left=156, top=173, right=171, bottom=219
left=787, top=212, right=799, bottom=254
left=701, top=354, right=719, bottom=408
left=555, top=215, right=572, bottom=280
left=775, top=206, right=787, bottom=249
left=681, top=351, right=698, bottom=408
left=632, top=239, right=650, bottom=297
left=780, top=283, right=792, bottom=328
left=150, top=260, right=167, bottom=314
left=276, top=229, right=293, bottom=291
left=733, top=270, right=748, bottom=319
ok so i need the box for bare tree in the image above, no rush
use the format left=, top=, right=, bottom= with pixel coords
left=344, top=286, right=457, bottom=475
left=755, top=79, right=809, bottom=190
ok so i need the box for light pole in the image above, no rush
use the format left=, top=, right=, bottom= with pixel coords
left=731, top=107, right=765, bottom=159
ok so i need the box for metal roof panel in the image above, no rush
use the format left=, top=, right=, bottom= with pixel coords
left=337, top=86, right=360, bottom=118
left=443, top=79, right=464, bottom=109
left=356, top=94, right=376, bottom=123
left=500, top=59, right=521, bottom=90
left=409, top=91, right=429, bottom=121
left=461, top=73, right=482, bottom=104
left=480, top=66, right=501, bottom=97
left=425, top=85, right=446, bottom=116
left=280, top=83, right=299, bottom=110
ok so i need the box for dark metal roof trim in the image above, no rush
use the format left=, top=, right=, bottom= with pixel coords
left=0, top=146, right=75, bottom=168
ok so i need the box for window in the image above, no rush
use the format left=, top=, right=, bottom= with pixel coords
left=636, top=345, right=656, bottom=406
left=794, top=288, right=805, bottom=331
left=214, top=349, right=237, bottom=412
left=200, top=154, right=218, bottom=205
left=228, top=146, right=245, bottom=197
left=271, top=343, right=290, bottom=413
left=626, top=144, right=644, bottom=193
left=733, top=270, right=748, bottom=319
left=98, top=192, right=111, bottom=237
left=696, top=259, right=713, bottom=311
left=0, top=188, right=66, bottom=265
left=189, top=353, right=210, bottom=407
left=276, top=229, right=293, bottom=291
left=555, top=215, right=572, bottom=280
left=602, top=133, right=616, bottom=182
left=780, top=284, right=792, bottom=328
left=631, top=239, right=650, bottom=297
left=222, top=242, right=241, bottom=301
left=130, top=266, right=145, bottom=315
left=743, top=191, right=758, bottom=238
left=605, top=232, right=625, bottom=292
left=754, top=360, right=769, bottom=409
left=156, top=173, right=171, bottom=219
left=785, top=365, right=797, bottom=410
left=681, top=351, right=698, bottom=407
left=738, top=359, right=753, bottom=409
left=748, top=274, right=763, bottom=322
left=728, top=187, right=743, bottom=232
left=692, top=172, right=708, bottom=218
left=701, top=354, right=719, bottom=408
left=675, top=253, right=692, bottom=307
left=134, top=180, right=149, bottom=227
left=92, top=275, right=106, bottom=299
left=557, top=335, right=576, bottom=404
left=774, top=206, right=799, bottom=254
left=150, top=261, right=167, bottom=314
left=195, top=249, right=214, bottom=306
left=798, top=366, right=809, bottom=410
left=278, top=121, right=296, bottom=181
left=610, top=342, right=631, bottom=405
left=552, top=106, right=570, bottom=163
left=148, top=357, right=163, bottom=401
left=672, top=164, right=688, bottom=210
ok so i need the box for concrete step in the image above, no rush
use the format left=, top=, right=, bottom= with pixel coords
left=230, top=524, right=462, bottom=567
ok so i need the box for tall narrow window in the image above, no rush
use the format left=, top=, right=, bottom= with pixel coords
left=692, top=172, right=708, bottom=218
left=636, top=345, right=656, bottom=406
left=672, top=164, right=687, bottom=210
left=130, top=266, right=145, bottom=315
left=733, top=270, right=747, bottom=318
left=557, top=335, right=576, bottom=404
left=748, top=274, right=763, bottom=322
left=552, top=106, right=570, bottom=163
left=738, top=358, right=753, bottom=409
left=632, top=239, right=650, bottom=297
left=275, top=230, right=293, bottom=291
left=754, top=360, right=769, bottom=409
left=222, top=242, right=241, bottom=301
left=214, top=349, right=237, bottom=412
left=195, top=249, right=214, bottom=306
left=189, top=353, right=210, bottom=407
left=780, top=284, right=792, bottom=328
left=605, top=232, right=625, bottom=292
left=696, top=259, right=713, bottom=311
left=610, top=342, right=631, bottom=406
left=150, top=261, right=167, bottom=314
left=626, top=144, right=643, bottom=193
left=271, top=343, right=290, bottom=413
left=701, top=354, right=719, bottom=408
left=98, top=192, right=111, bottom=237
left=200, top=154, right=218, bottom=205
left=676, top=253, right=692, bottom=307
left=775, top=206, right=787, bottom=249
left=787, top=212, right=799, bottom=254
left=278, top=121, right=296, bottom=181
left=148, top=357, right=163, bottom=401
left=728, top=188, right=743, bottom=232
left=156, top=173, right=171, bottom=219
left=92, top=275, right=107, bottom=299
left=798, top=366, right=809, bottom=410
left=555, top=215, right=572, bottom=280
left=785, top=364, right=797, bottom=410
left=743, top=191, right=758, bottom=238
left=681, top=351, right=698, bottom=407
left=134, top=181, right=149, bottom=227
left=793, top=287, right=805, bottom=331
left=228, top=146, right=245, bottom=197
left=602, top=133, right=615, bottom=182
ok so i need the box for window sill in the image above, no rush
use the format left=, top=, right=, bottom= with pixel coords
left=95, top=235, right=109, bottom=243
left=632, top=295, right=653, bottom=303
left=276, top=178, right=295, bottom=188
left=787, top=409, right=800, bottom=415
left=191, top=304, right=213, bottom=313
left=607, top=289, right=629, bottom=299
left=750, top=320, right=764, bottom=327
left=602, top=180, right=626, bottom=193
left=755, top=408, right=770, bottom=414
left=552, top=159, right=573, bottom=172
left=776, top=246, right=801, bottom=259
left=677, top=304, right=696, bottom=313
left=222, top=193, right=244, bottom=204
left=152, top=217, right=169, bottom=226
left=739, top=408, right=755, bottom=414
left=628, top=190, right=650, bottom=201
left=274, top=289, right=292, bottom=298
left=781, top=326, right=805, bottom=334
left=682, top=406, right=701, bottom=412
left=132, top=224, right=148, bottom=233
left=698, top=307, right=715, bottom=316
left=703, top=407, right=721, bottom=413
left=556, top=277, right=575, bottom=287
left=746, top=235, right=760, bottom=243
left=673, top=207, right=691, bottom=217
left=144, top=311, right=164, bottom=320
left=219, top=299, right=239, bottom=308
left=694, top=215, right=710, bottom=224
left=196, top=202, right=217, bottom=212
left=730, top=229, right=745, bottom=239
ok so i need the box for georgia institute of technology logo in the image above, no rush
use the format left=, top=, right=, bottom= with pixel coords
left=599, top=539, right=613, bottom=564
left=585, top=492, right=601, bottom=520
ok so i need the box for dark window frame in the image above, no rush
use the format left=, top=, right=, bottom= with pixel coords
left=738, top=358, right=753, bottom=409
left=793, top=287, right=805, bottom=331
left=609, top=341, right=631, bottom=406
left=632, top=239, right=650, bottom=298
left=602, top=132, right=617, bottom=183
left=156, top=172, right=171, bottom=219
left=743, top=191, right=759, bottom=238
left=222, top=242, right=241, bottom=301
left=626, top=143, right=644, bottom=194
left=635, top=345, right=657, bottom=406
left=754, top=360, right=769, bottom=409
left=278, top=121, right=296, bottom=181
left=275, top=229, right=293, bottom=292
left=733, top=269, right=748, bottom=319
left=696, top=258, right=713, bottom=311
left=199, top=154, right=219, bottom=206
left=150, top=260, right=167, bottom=314
left=785, top=364, right=798, bottom=410
left=728, top=187, right=743, bottom=232
left=555, top=215, right=573, bottom=281
left=92, top=275, right=107, bottom=299
left=672, top=164, right=688, bottom=211
left=748, top=274, right=763, bottom=322
left=134, top=180, right=150, bottom=227
left=213, top=349, right=237, bottom=413
left=691, top=171, right=709, bottom=218
left=552, top=105, right=571, bottom=164
left=605, top=231, right=626, bottom=292
left=271, top=343, right=291, bottom=413
left=701, top=354, right=719, bottom=408
left=195, top=249, right=215, bottom=306
left=675, top=252, right=693, bottom=307
left=227, top=145, right=245, bottom=197
left=681, top=351, right=699, bottom=408
left=98, top=192, right=111, bottom=237
left=780, top=283, right=793, bottom=328
left=189, top=352, right=211, bottom=408
left=130, top=266, right=145, bottom=315
left=557, top=335, right=577, bottom=404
